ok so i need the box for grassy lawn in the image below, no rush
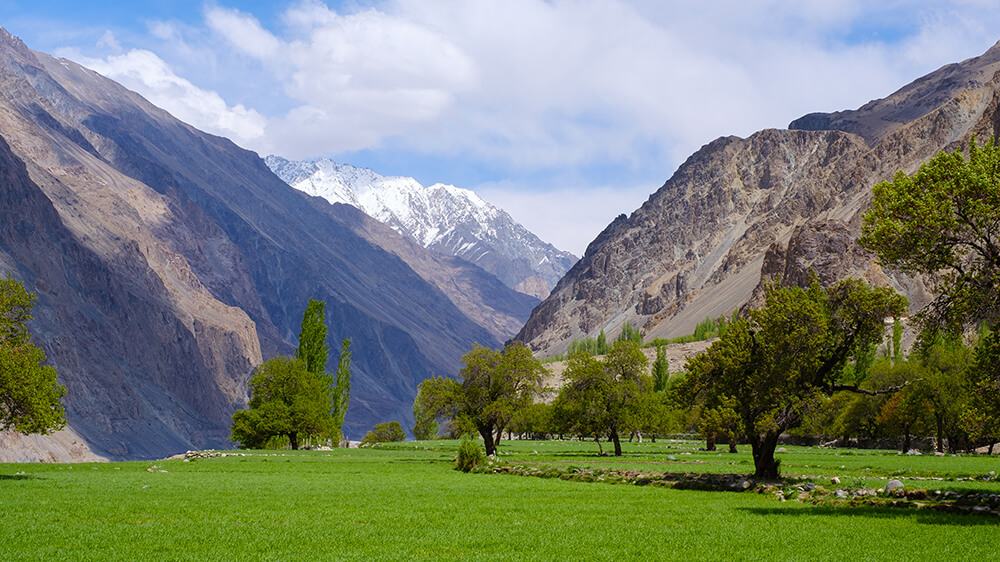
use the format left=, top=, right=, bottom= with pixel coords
left=1, top=441, right=997, bottom=560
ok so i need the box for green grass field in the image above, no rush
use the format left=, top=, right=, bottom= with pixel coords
left=1, top=440, right=998, bottom=560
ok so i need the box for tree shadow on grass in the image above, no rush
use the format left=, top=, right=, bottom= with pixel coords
left=0, top=474, right=38, bottom=481
left=740, top=505, right=1000, bottom=527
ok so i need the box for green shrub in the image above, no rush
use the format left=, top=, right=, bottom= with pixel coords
left=455, top=438, right=486, bottom=472
left=360, top=421, right=406, bottom=446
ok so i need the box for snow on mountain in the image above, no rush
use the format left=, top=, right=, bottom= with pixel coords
left=265, top=156, right=577, bottom=299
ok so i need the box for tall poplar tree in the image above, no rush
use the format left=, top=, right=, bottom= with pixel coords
left=331, top=338, right=352, bottom=445
left=296, top=298, right=328, bottom=376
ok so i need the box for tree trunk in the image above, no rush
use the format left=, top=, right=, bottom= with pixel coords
left=481, top=427, right=497, bottom=456
left=901, top=430, right=911, bottom=454
left=610, top=429, right=622, bottom=457
left=936, top=415, right=944, bottom=453
left=705, top=430, right=717, bottom=452
left=288, top=432, right=299, bottom=450
left=594, top=435, right=604, bottom=455
left=729, top=439, right=738, bottom=454
left=750, top=431, right=781, bottom=479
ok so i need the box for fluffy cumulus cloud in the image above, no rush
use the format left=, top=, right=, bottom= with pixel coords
left=202, top=3, right=478, bottom=156
left=62, top=46, right=268, bottom=147
left=55, top=1, right=1000, bottom=253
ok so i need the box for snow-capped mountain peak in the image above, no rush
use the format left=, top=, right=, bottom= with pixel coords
left=265, top=155, right=577, bottom=299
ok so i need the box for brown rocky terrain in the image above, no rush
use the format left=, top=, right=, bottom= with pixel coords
left=518, top=40, right=1000, bottom=357
left=0, top=28, right=532, bottom=459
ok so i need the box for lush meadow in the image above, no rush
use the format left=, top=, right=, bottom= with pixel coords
left=1, top=440, right=998, bottom=560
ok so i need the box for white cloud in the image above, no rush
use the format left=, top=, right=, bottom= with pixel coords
left=60, top=48, right=268, bottom=148
left=49, top=1, right=1000, bottom=251
left=477, top=180, right=654, bottom=257
left=96, top=30, right=121, bottom=53
left=203, top=4, right=477, bottom=156
left=204, top=6, right=282, bottom=60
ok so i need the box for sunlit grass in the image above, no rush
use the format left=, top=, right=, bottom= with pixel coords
left=0, top=441, right=997, bottom=560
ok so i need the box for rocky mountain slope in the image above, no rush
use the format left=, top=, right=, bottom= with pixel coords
left=518, top=41, right=1000, bottom=356
left=0, top=27, right=527, bottom=459
left=266, top=156, right=577, bottom=299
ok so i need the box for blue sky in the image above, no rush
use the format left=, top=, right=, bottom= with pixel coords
left=3, top=1, right=1000, bottom=255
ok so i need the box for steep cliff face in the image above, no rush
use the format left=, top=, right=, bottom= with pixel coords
left=313, top=199, right=539, bottom=341
left=519, top=41, right=1000, bottom=357
left=0, top=28, right=505, bottom=458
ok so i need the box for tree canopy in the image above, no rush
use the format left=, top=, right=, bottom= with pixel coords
left=230, top=356, right=333, bottom=450
left=412, top=342, right=545, bottom=456
left=296, top=298, right=328, bottom=376
left=859, top=136, right=1000, bottom=334
left=360, top=421, right=406, bottom=446
left=683, top=278, right=908, bottom=478
left=0, top=274, right=65, bottom=435
left=330, top=338, right=352, bottom=445
left=552, top=339, right=652, bottom=456
left=232, top=299, right=352, bottom=449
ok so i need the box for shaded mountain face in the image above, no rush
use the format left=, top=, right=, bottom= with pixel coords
left=265, top=156, right=578, bottom=300
left=518, top=40, right=1000, bottom=356
left=0, top=28, right=507, bottom=458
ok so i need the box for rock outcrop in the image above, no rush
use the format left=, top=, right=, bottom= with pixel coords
left=519, top=40, right=1000, bottom=356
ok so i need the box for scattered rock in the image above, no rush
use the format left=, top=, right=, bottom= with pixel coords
left=831, top=477, right=841, bottom=485
left=886, top=479, right=904, bottom=495
left=834, top=489, right=849, bottom=499
left=777, top=448, right=787, bottom=453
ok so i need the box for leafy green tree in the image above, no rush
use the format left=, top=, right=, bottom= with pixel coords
left=296, top=298, right=328, bottom=375
left=330, top=338, right=351, bottom=444
left=875, top=363, right=933, bottom=453
left=698, top=397, right=740, bottom=453
left=508, top=402, right=554, bottom=439
left=412, top=375, right=455, bottom=440
left=617, top=321, right=643, bottom=345
left=413, top=377, right=454, bottom=441
left=963, top=327, right=1000, bottom=449
left=412, top=342, right=546, bottom=456
left=860, top=136, right=1000, bottom=335
left=915, top=334, right=973, bottom=452
left=684, top=278, right=908, bottom=478
left=230, top=356, right=333, bottom=449
left=596, top=329, right=609, bottom=355
left=360, top=421, right=406, bottom=445
left=0, top=275, right=66, bottom=435
left=891, top=318, right=904, bottom=363
left=294, top=299, right=351, bottom=445
left=652, top=344, right=670, bottom=393
left=553, top=340, right=652, bottom=456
